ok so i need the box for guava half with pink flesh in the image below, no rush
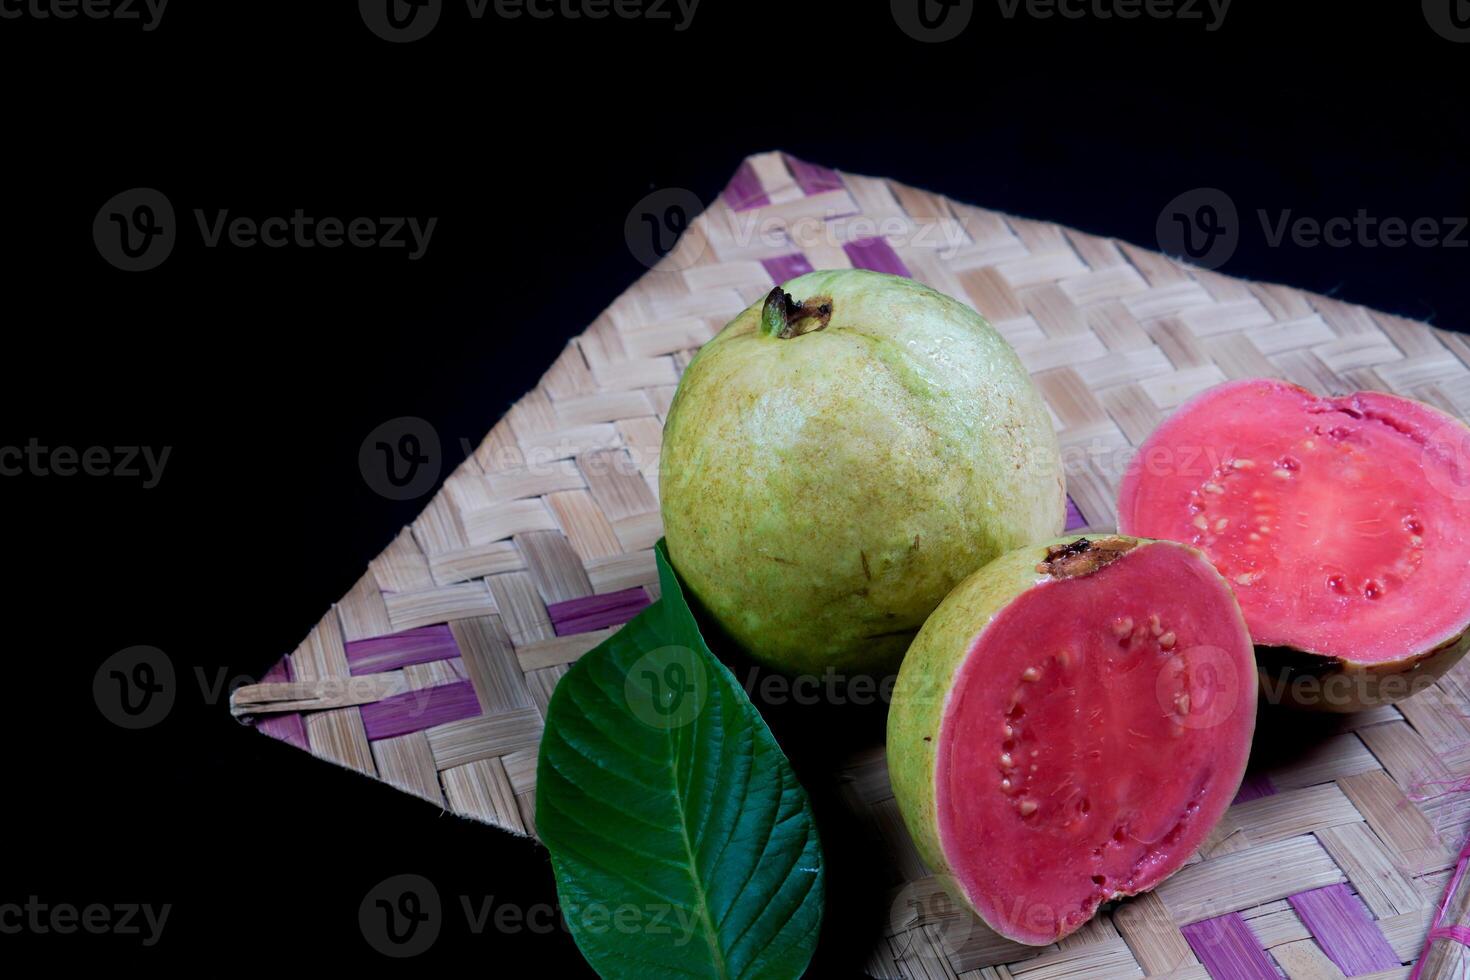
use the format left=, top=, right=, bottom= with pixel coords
left=1117, top=378, right=1470, bottom=711
left=888, top=535, right=1255, bottom=945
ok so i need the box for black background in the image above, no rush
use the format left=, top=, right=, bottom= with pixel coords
left=2, top=0, right=1466, bottom=973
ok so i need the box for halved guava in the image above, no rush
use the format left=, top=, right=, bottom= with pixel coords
left=887, top=535, right=1255, bottom=945
left=1117, top=378, right=1470, bottom=710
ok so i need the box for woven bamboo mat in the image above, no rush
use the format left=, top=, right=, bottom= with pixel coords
left=233, top=152, right=1470, bottom=978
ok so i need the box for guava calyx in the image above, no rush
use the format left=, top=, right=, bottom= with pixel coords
left=760, top=285, right=833, bottom=339
left=1035, top=535, right=1137, bottom=579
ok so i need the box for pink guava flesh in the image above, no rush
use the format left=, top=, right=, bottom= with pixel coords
left=936, top=543, right=1254, bottom=944
left=1117, top=378, right=1470, bottom=665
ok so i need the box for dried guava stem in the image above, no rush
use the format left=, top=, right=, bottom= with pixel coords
left=759, top=286, right=833, bottom=339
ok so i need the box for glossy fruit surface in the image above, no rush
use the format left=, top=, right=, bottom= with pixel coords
left=1118, top=378, right=1470, bottom=709
left=888, top=535, right=1256, bottom=944
left=661, top=269, right=1065, bottom=675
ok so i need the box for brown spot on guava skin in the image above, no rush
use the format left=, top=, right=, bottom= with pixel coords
left=1036, top=536, right=1138, bottom=580
left=860, top=551, right=872, bottom=581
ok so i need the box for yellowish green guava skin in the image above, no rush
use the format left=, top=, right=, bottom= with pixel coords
left=659, top=269, right=1066, bottom=675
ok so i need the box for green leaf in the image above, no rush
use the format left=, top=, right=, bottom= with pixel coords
left=536, top=540, right=824, bottom=980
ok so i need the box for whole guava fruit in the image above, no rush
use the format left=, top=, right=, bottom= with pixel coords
left=887, top=534, right=1256, bottom=945
left=1117, top=378, right=1470, bottom=711
left=659, top=269, right=1066, bottom=675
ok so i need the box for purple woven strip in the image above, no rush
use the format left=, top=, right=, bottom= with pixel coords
left=783, top=154, right=844, bottom=196
left=762, top=253, right=815, bottom=285
left=345, top=624, right=460, bottom=676
left=548, top=587, right=652, bottom=637
left=1288, top=884, right=1399, bottom=975
left=1181, top=913, right=1278, bottom=980
left=1232, top=771, right=1278, bottom=805
left=360, top=680, right=481, bottom=741
left=1064, top=496, right=1087, bottom=531
left=722, top=159, right=769, bottom=212
left=256, top=655, right=308, bottom=751
left=843, top=237, right=909, bottom=277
